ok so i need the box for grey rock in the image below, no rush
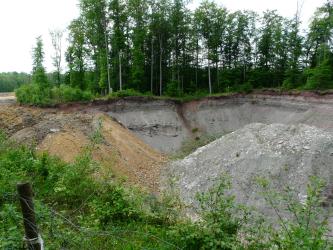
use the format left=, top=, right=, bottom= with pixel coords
left=107, top=96, right=333, bottom=153
left=162, top=123, right=333, bottom=222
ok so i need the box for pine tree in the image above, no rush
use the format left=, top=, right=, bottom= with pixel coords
left=32, top=36, right=48, bottom=88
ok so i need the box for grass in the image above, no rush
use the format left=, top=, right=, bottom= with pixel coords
left=1, top=132, right=332, bottom=249
left=172, top=133, right=225, bottom=159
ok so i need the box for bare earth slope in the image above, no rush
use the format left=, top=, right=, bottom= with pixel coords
left=0, top=105, right=164, bottom=191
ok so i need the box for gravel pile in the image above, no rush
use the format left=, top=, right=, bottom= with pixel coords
left=163, top=123, right=333, bottom=220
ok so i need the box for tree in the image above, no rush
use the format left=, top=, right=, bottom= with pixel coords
left=282, top=3, right=304, bottom=89
left=149, top=0, right=171, bottom=95
left=304, top=0, right=333, bottom=89
left=256, top=11, right=287, bottom=87
left=50, top=29, right=64, bottom=86
left=109, top=0, right=128, bottom=91
left=32, top=36, right=48, bottom=88
left=170, top=0, right=188, bottom=93
left=194, top=0, right=221, bottom=94
left=63, top=0, right=332, bottom=96
left=79, top=0, right=110, bottom=93
left=128, top=0, right=148, bottom=91
left=66, top=19, right=86, bottom=89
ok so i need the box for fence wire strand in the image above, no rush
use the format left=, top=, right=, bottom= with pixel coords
left=13, top=195, right=181, bottom=250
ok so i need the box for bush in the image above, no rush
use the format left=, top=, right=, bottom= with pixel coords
left=236, top=82, right=253, bottom=94
left=257, top=176, right=333, bottom=249
left=165, top=80, right=182, bottom=97
left=173, top=134, right=220, bottom=159
left=16, top=83, right=93, bottom=106
left=108, top=88, right=144, bottom=98
left=304, top=60, right=333, bottom=90
left=1, top=130, right=332, bottom=249
left=51, top=85, right=93, bottom=103
left=15, top=83, right=51, bottom=106
left=171, top=175, right=245, bottom=249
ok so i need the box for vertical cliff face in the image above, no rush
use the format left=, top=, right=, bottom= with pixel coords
left=107, top=99, right=192, bottom=153
left=105, top=95, right=333, bottom=153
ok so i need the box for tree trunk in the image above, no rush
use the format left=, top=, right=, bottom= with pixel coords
left=119, top=50, right=122, bottom=91
left=150, top=38, right=154, bottom=94
left=208, top=55, right=212, bottom=95
left=216, top=60, right=219, bottom=90
left=159, top=36, right=163, bottom=96
left=195, top=38, right=199, bottom=88
left=104, top=20, right=111, bottom=93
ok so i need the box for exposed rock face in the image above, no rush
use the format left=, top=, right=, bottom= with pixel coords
left=107, top=99, right=191, bottom=153
left=107, top=95, right=333, bottom=153
left=163, top=123, right=333, bottom=220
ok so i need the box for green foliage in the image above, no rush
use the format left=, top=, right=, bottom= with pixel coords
left=173, top=134, right=221, bottom=159
left=305, top=59, right=333, bottom=90
left=32, top=36, right=48, bottom=88
left=1, top=132, right=332, bottom=249
left=66, top=18, right=86, bottom=89
left=51, top=84, right=93, bottom=103
left=0, top=72, right=30, bottom=92
left=108, top=88, right=148, bottom=98
left=15, top=83, right=51, bottom=106
left=171, top=175, right=244, bottom=249
left=0, top=134, right=176, bottom=249
left=165, top=80, right=182, bottom=97
left=16, top=84, right=93, bottom=106
left=257, top=176, right=333, bottom=249
left=233, top=82, right=254, bottom=94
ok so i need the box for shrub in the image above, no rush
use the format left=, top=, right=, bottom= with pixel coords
left=15, top=83, right=51, bottom=106
left=51, top=85, right=93, bottom=103
left=257, top=176, right=333, bottom=249
left=237, top=82, right=253, bottom=94
left=165, top=80, right=182, bottom=97
left=108, top=88, right=143, bottom=98
left=173, top=134, right=220, bottom=159
left=304, top=60, right=333, bottom=90
left=171, top=175, right=245, bottom=249
left=16, top=84, right=93, bottom=106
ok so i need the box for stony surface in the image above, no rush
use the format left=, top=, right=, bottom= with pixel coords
left=163, top=123, right=333, bottom=220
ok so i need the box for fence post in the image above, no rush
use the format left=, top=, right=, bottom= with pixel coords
left=17, top=182, right=43, bottom=250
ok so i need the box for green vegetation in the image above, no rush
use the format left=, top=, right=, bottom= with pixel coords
left=64, top=0, right=332, bottom=95
left=173, top=134, right=222, bottom=159
left=0, top=72, right=30, bottom=92
left=11, top=0, right=333, bottom=106
left=15, top=37, right=94, bottom=106
left=1, top=130, right=332, bottom=249
left=16, top=84, right=93, bottom=106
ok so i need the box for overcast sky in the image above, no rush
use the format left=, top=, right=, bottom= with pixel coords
left=0, top=0, right=327, bottom=73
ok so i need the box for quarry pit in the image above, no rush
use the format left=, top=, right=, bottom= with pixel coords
left=103, top=93, right=333, bottom=153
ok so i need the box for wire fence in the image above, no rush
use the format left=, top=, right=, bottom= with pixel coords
left=2, top=192, right=181, bottom=250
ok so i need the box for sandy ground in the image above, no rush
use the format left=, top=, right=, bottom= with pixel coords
left=0, top=92, right=15, bottom=104
left=0, top=104, right=166, bottom=192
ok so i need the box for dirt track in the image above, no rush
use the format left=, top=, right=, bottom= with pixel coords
left=0, top=92, right=15, bottom=104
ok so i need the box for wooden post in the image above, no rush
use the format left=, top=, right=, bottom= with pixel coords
left=17, top=182, right=42, bottom=250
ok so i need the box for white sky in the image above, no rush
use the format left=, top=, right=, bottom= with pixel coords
left=0, top=0, right=327, bottom=73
